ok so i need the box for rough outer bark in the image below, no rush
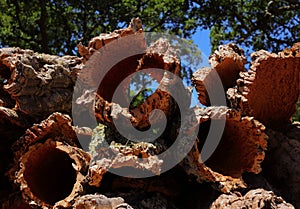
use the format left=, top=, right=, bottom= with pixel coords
left=0, top=107, right=31, bottom=201
left=0, top=47, right=83, bottom=121
left=210, top=189, right=295, bottom=209
left=192, top=43, right=246, bottom=106
left=87, top=141, right=163, bottom=187
left=227, top=43, right=300, bottom=129
left=262, top=124, right=300, bottom=207
left=73, top=194, right=133, bottom=209
left=0, top=48, right=16, bottom=108
left=0, top=48, right=83, bottom=201
left=279, top=42, right=300, bottom=58
left=103, top=191, right=180, bottom=209
left=181, top=106, right=267, bottom=193
left=10, top=112, right=80, bottom=168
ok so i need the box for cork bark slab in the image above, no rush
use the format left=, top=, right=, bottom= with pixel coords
left=0, top=48, right=83, bottom=121
left=262, top=124, right=300, bottom=207
left=92, top=38, right=181, bottom=130
left=8, top=113, right=91, bottom=208
left=192, top=43, right=246, bottom=106
left=78, top=18, right=143, bottom=64
left=227, top=43, right=300, bottom=129
left=181, top=106, right=267, bottom=193
left=15, top=139, right=90, bottom=208
left=10, top=112, right=79, bottom=166
left=87, top=141, right=163, bottom=187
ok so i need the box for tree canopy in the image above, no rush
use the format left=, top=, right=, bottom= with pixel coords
left=0, top=0, right=299, bottom=55
left=0, top=0, right=299, bottom=120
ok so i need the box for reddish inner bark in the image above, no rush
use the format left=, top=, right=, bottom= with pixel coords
left=97, top=54, right=144, bottom=106
left=247, top=58, right=300, bottom=128
left=23, top=146, right=76, bottom=206
left=199, top=120, right=256, bottom=178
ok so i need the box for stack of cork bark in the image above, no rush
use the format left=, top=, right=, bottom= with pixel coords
left=0, top=19, right=299, bottom=209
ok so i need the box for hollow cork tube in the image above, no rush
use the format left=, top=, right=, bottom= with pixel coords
left=10, top=113, right=91, bottom=208
left=16, top=139, right=88, bottom=207
left=181, top=107, right=268, bottom=193
left=93, top=38, right=181, bottom=130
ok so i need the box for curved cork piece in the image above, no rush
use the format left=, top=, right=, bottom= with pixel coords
left=78, top=18, right=143, bottom=64
left=279, top=42, right=300, bottom=58
left=77, top=20, right=145, bottom=107
left=10, top=112, right=80, bottom=166
left=209, top=43, right=246, bottom=86
left=76, top=18, right=182, bottom=130
left=92, top=38, right=182, bottom=130
left=262, top=124, right=300, bottom=207
left=210, top=189, right=294, bottom=209
left=9, top=112, right=91, bottom=208
left=227, top=43, right=300, bottom=129
left=16, top=139, right=90, bottom=208
left=181, top=106, right=267, bottom=193
left=192, top=43, right=246, bottom=106
left=0, top=107, right=30, bottom=195
left=0, top=47, right=83, bottom=121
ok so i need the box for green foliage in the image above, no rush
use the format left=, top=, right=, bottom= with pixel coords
left=1, top=0, right=299, bottom=55
left=129, top=88, right=153, bottom=108
left=1, top=0, right=299, bottom=120
left=0, top=0, right=198, bottom=55
left=292, top=99, right=300, bottom=122
left=195, top=0, right=300, bottom=53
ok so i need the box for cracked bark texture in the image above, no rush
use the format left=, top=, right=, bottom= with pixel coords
left=210, top=189, right=295, bottom=209
left=87, top=140, right=163, bottom=187
left=0, top=47, right=83, bottom=121
left=262, top=124, right=300, bottom=207
left=73, top=194, right=133, bottom=209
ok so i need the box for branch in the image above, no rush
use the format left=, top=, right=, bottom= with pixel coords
left=38, top=0, right=50, bottom=53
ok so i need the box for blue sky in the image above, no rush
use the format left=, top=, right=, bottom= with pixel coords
left=186, top=28, right=212, bottom=107
left=192, top=28, right=211, bottom=69
left=192, top=28, right=211, bottom=59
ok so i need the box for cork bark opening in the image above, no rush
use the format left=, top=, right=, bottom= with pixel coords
left=0, top=64, right=15, bottom=108
left=0, top=64, right=11, bottom=80
left=23, top=146, right=76, bottom=205
left=97, top=54, right=143, bottom=105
